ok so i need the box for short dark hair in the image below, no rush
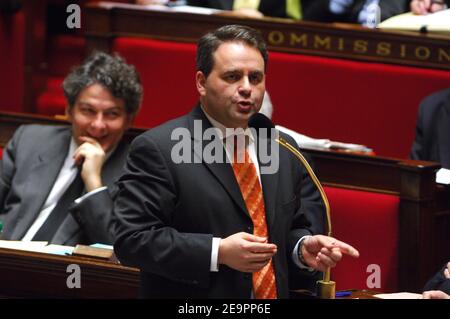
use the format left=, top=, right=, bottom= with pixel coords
left=196, top=25, right=268, bottom=78
left=63, top=51, right=143, bottom=115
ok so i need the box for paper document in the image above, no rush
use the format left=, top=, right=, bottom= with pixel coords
left=378, top=9, right=450, bottom=33
left=436, top=168, right=450, bottom=185
left=0, top=240, right=48, bottom=252
left=0, top=240, right=74, bottom=255
left=374, top=292, right=422, bottom=299
left=276, top=125, right=373, bottom=154
left=169, top=5, right=223, bottom=15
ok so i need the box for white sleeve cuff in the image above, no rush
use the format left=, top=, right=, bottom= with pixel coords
left=210, top=237, right=221, bottom=272
left=292, top=235, right=315, bottom=271
left=74, top=186, right=108, bottom=204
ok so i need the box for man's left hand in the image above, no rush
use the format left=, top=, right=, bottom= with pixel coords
left=301, top=235, right=359, bottom=272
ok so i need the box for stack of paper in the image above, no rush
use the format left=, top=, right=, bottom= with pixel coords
left=276, top=125, right=373, bottom=154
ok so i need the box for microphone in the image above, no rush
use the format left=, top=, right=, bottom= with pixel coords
left=249, top=113, right=335, bottom=299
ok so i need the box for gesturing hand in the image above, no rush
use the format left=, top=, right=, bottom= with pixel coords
left=301, top=235, right=359, bottom=272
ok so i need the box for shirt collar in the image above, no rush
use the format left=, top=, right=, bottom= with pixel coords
left=201, top=105, right=255, bottom=144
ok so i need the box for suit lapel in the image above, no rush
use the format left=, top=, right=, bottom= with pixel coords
left=53, top=140, right=130, bottom=245
left=256, top=133, right=279, bottom=231
left=438, top=95, right=450, bottom=169
left=188, top=106, right=249, bottom=218
left=12, top=128, right=71, bottom=240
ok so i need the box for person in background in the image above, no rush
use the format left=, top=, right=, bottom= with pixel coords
left=410, top=0, right=449, bottom=15
left=410, top=88, right=450, bottom=169
left=185, top=0, right=409, bottom=26
left=422, top=262, right=450, bottom=299
left=0, top=51, right=142, bottom=245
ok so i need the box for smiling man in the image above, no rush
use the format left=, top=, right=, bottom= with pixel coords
left=113, top=25, right=358, bottom=299
left=0, top=52, right=142, bottom=245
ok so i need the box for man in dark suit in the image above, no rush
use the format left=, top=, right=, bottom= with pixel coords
left=410, top=88, right=450, bottom=169
left=0, top=51, right=142, bottom=245
left=113, top=24, right=358, bottom=298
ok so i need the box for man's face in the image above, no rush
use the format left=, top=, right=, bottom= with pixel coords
left=66, top=83, right=132, bottom=152
left=196, top=41, right=266, bottom=129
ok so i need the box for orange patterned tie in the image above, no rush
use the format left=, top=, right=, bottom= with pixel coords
left=231, top=140, right=277, bottom=299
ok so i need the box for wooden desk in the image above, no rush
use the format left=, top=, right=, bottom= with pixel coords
left=0, top=247, right=139, bottom=298
left=1, top=111, right=449, bottom=292
left=85, top=2, right=450, bottom=71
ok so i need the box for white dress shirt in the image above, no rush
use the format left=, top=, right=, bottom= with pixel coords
left=201, top=108, right=312, bottom=272
left=22, top=138, right=107, bottom=241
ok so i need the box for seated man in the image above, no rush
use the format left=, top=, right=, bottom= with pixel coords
left=410, top=88, right=450, bottom=168
left=0, top=51, right=142, bottom=245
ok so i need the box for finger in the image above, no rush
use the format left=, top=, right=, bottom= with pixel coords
left=244, top=242, right=277, bottom=253
left=444, top=268, right=449, bottom=279
left=325, top=240, right=359, bottom=258
left=78, top=136, right=102, bottom=147
left=317, top=252, right=337, bottom=268
left=320, top=247, right=343, bottom=262
left=241, top=232, right=267, bottom=243
left=248, top=252, right=275, bottom=262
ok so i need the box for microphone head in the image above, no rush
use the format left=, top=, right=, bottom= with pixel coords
left=248, top=113, right=276, bottom=140
left=248, top=113, right=275, bottom=130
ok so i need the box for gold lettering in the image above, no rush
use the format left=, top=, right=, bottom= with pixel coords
left=415, top=46, right=431, bottom=60
left=338, top=38, right=345, bottom=51
left=354, top=40, right=368, bottom=54
left=438, top=48, right=450, bottom=63
left=290, top=33, right=308, bottom=47
left=376, top=42, right=391, bottom=56
left=268, top=31, right=285, bottom=46
left=400, top=44, right=407, bottom=58
left=313, top=36, right=331, bottom=50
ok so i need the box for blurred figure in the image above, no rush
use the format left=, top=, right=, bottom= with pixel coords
left=410, top=0, right=449, bottom=15
left=410, top=88, right=450, bottom=169
left=0, top=52, right=142, bottom=245
left=422, top=261, right=450, bottom=299
left=186, top=0, right=409, bottom=26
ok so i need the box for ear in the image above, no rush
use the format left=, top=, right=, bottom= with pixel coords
left=65, top=105, right=72, bottom=122
left=196, top=71, right=207, bottom=97
left=125, top=114, right=135, bottom=130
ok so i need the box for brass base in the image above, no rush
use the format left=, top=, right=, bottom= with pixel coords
left=316, top=280, right=336, bottom=299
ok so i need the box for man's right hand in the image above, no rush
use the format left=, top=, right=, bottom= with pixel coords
left=218, top=232, right=277, bottom=273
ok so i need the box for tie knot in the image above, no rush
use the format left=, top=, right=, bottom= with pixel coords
left=229, top=134, right=249, bottom=164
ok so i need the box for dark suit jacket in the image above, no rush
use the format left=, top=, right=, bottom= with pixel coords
left=0, top=124, right=129, bottom=245
left=113, top=106, right=324, bottom=298
left=423, top=263, right=450, bottom=294
left=410, top=88, right=450, bottom=169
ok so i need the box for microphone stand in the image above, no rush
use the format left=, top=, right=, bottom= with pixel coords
left=277, top=136, right=336, bottom=299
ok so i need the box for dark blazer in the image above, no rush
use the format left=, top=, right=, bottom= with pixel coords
left=410, top=88, right=450, bottom=169
left=423, top=263, right=450, bottom=294
left=113, top=106, right=324, bottom=298
left=0, top=124, right=129, bottom=245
